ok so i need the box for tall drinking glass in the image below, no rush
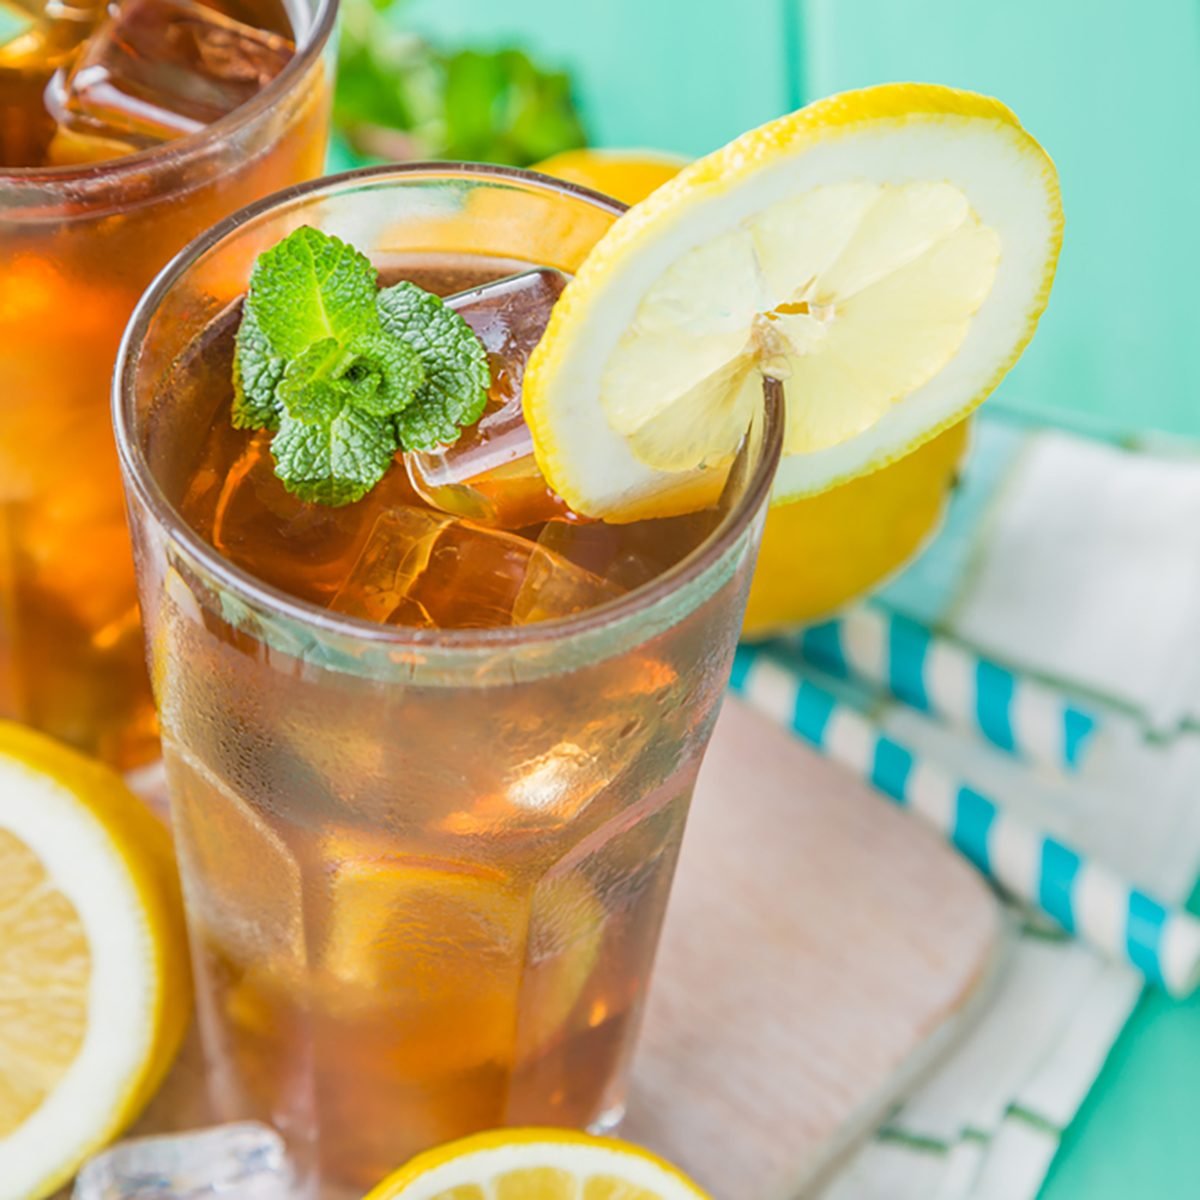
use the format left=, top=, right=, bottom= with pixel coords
left=114, top=166, right=782, bottom=1196
left=0, top=0, right=336, bottom=770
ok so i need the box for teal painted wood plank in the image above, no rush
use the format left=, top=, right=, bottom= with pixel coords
left=796, top=0, right=1200, bottom=437
left=399, top=0, right=792, bottom=157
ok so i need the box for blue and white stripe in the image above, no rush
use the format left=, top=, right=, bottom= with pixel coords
left=729, top=642, right=1200, bottom=998
left=790, top=604, right=1099, bottom=772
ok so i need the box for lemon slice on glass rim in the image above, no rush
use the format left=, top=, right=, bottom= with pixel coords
left=523, top=83, right=1062, bottom=520
left=363, top=1127, right=712, bottom=1200
left=0, top=723, right=190, bottom=1200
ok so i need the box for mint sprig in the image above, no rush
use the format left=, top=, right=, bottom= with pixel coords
left=232, top=226, right=489, bottom=506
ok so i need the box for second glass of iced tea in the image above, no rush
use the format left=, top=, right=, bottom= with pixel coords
left=115, top=167, right=782, bottom=1196
left=0, top=0, right=336, bottom=769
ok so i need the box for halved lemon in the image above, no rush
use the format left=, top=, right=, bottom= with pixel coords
left=524, top=83, right=1062, bottom=520
left=0, top=723, right=190, bottom=1200
left=363, top=1128, right=711, bottom=1200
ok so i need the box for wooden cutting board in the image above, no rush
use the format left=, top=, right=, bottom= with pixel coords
left=122, top=697, right=1002, bottom=1199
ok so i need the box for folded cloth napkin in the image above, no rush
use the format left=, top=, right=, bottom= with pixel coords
left=815, top=409, right=1200, bottom=1200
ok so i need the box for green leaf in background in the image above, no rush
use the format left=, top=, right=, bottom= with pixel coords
left=333, top=0, right=588, bottom=167
left=440, top=48, right=586, bottom=165
left=334, top=0, right=443, bottom=162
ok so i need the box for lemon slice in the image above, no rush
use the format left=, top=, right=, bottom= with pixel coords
left=0, top=723, right=190, bottom=1200
left=524, top=83, right=1062, bottom=519
left=363, top=1128, right=711, bottom=1200
left=317, top=839, right=604, bottom=1074
left=533, top=146, right=973, bottom=628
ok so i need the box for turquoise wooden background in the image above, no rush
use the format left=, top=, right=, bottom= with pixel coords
left=392, top=5, right=1200, bottom=1198
left=403, top=0, right=1200, bottom=441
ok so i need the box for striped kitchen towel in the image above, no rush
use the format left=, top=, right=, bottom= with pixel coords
left=796, top=408, right=1200, bottom=1200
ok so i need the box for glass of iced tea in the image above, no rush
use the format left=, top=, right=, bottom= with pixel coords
left=114, top=165, right=782, bottom=1196
left=0, top=0, right=336, bottom=770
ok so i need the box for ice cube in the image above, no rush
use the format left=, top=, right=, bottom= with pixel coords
left=45, top=0, right=292, bottom=158
left=535, top=520, right=656, bottom=591
left=536, top=508, right=723, bottom=590
left=1, top=0, right=106, bottom=163
left=327, top=507, right=622, bottom=629
left=406, top=269, right=576, bottom=530
left=72, top=1122, right=294, bottom=1200
left=451, top=267, right=567, bottom=373
left=186, top=428, right=416, bottom=606
left=512, top=537, right=623, bottom=624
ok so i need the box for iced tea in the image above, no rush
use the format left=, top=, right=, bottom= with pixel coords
left=0, top=0, right=334, bottom=768
left=116, top=168, right=781, bottom=1196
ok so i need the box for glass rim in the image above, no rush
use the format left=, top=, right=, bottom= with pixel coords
left=0, top=0, right=338, bottom=187
left=113, top=161, right=784, bottom=655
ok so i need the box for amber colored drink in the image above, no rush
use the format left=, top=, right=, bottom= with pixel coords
left=0, top=0, right=335, bottom=768
left=115, top=168, right=781, bottom=1196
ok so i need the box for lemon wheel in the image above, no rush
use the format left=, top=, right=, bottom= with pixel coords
left=523, top=84, right=1061, bottom=521
left=0, top=723, right=190, bottom=1200
left=363, top=1128, right=712, bottom=1200
left=533, top=144, right=976, bottom=628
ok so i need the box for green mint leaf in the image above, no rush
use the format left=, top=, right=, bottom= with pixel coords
left=376, top=282, right=490, bottom=451
left=345, top=331, right=425, bottom=418
left=232, top=305, right=286, bottom=430
left=284, top=376, right=382, bottom=431
left=245, top=226, right=380, bottom=359
left=276, top=335, right=423, bottom=428
left=272, top=407, right=399, bottom=507
left=270, top=336, right=413, bottom=503
left=276, top=339, right=357, bottom=424
left=233, top=224, right=491, bottom=507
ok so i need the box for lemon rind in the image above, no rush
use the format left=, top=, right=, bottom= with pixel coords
left=363, top=1127, right=712, bottom=1199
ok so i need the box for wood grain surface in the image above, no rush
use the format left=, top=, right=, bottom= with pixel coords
left=115, top=697, right=1001, bottom=1199
left=623, top=698, right=1002, bottom=1199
